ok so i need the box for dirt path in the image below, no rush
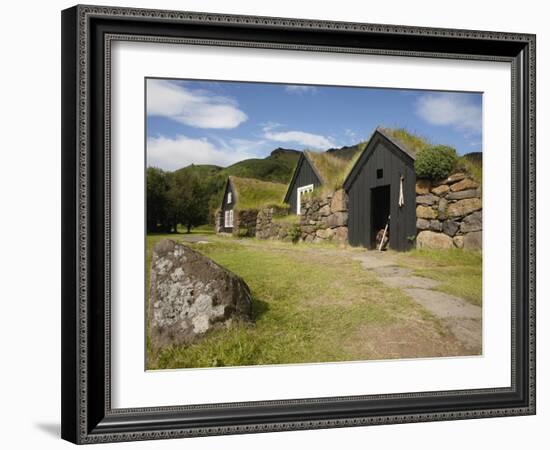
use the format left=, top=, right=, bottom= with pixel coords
left=352, top=252, right=482, bottom=353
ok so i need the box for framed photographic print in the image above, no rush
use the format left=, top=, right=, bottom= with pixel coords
left=61, top=4, right=536, bottom=444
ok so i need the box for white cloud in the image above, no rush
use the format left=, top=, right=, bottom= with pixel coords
left=260, top=121, right=282, bottom=132
left=263, top=129, right=336, bottom=150
left=147, top=79, right=248, bottom=129
left=416, top=93, right=482, bottom=134
left=284, top=85, right=317, bottom=94
left=147, top=135, right=256, bottom=171
left=344, top=129, right=357, bottom=138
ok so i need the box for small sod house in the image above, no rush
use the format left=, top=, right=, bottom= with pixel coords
left=217, top=176, right=287, bottom=236
left=284, top=151, right=351, bottom=214
left=343, top=127, right=417, bottom=251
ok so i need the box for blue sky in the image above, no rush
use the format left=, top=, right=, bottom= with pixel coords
left=146, top=78, right=482, bottom=171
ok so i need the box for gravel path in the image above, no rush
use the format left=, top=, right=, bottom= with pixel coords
left=352, top=252, right=482, bottom=353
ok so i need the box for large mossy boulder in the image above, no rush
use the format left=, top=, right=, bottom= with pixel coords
left=148, top=240, right=252, bottom=350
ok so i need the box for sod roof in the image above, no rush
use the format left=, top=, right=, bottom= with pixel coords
left=377, top=127, right=430, bottom=157
left=229, top=176, right=287, bottom=210
left=304, top=150, right=348, bottom=185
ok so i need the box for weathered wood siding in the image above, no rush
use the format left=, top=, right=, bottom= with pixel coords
left=286, top=156, right=322, bottom=214
left=346, top=135, right=416, bottom=251
left=220, top=180, right=235, bottom=233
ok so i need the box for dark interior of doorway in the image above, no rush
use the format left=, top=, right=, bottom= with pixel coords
left=371, top=185, right=391, bottom=247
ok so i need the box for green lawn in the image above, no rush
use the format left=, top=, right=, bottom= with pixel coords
left=392, top=248, right=482, bottom=306
left=146, top=235, right=468, bottom=369
left=176, top=223, right=215, bottom=234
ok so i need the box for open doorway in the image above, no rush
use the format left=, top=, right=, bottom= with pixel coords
left=371, top=185, right=391, bottom=248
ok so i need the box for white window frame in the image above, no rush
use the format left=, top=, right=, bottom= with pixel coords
left=297, top=184, right=314, bottom=215
left=227, top=192, right=232, bottom=204
left=225, top=209, right=234, bottom=228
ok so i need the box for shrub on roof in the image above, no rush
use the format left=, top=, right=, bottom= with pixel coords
left=415, top=145, right=458, bottom=180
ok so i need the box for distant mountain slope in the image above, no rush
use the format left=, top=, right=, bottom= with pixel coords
left=326, top=143, right=364, bottom=161
left=221, top=148, right=300, bottom=184
left=173, top=163, right=223, bottom=178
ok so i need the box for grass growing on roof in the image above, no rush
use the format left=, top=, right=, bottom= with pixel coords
left=455, top=155, right=482, bottom=183
left=230, top=176, right=287, bottom=210
left=381, top=127, right=431, bottom=156
left=305, top=151, right=349, bottom=190
left=304, top=143, right=366, bottom=192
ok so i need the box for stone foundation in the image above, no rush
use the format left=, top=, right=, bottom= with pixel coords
left=256, top=208, right=297, bottom=242
left=214, top=210, right=223, bottom=233
left=233, top=209, right=259, bottom=237
left=415, top=173, right=482, bottom=250
left=256, top=189, right=349, bottom=245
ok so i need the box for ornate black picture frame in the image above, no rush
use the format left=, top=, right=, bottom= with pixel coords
left=61, top=4, right=536, bottom=444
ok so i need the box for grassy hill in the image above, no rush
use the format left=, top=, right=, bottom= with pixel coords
left=221, top=148, right=300, bottom=184
left=167, top=149, right=299, bottom=223
left=174, top=163, right=223, bottom=179
left=326, top=143, right=365, bottom=161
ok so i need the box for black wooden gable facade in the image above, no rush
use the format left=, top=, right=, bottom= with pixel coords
left=344, top=128, right=416, bottom=251
left=219, top=178, right=236, bottom=232
left=283, top=153, right=323, bottom=214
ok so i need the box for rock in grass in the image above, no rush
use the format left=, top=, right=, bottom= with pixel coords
left=416, top=231, right=454, bottom=249
left=453, top=235, right=464, bottom=248
left=463, top=231, right=482, bottom=250
left=148, top=239, right=252, bottom=350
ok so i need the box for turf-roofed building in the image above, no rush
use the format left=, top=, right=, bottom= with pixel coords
left=282, top=127, right=418, bottom=250
left=216, top=176, right=287, bottom=236
left=283, top=151, right=354, bottom=215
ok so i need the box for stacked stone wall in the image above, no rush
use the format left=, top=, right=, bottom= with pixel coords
left=233, top=209, right=259, bottom=237
left=415, top=173, right=482, bottom=250
left=256, top=189, right=349, bottom=245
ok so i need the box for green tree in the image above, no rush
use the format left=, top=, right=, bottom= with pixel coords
left=169, top=170, right=209, bottom=233
left=146, top=167, right=170, bottom=232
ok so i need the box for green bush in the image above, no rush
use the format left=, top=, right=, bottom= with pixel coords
left=414, top=145, right=458, bottom=181
left=288, top=224, right=302, bottom=244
